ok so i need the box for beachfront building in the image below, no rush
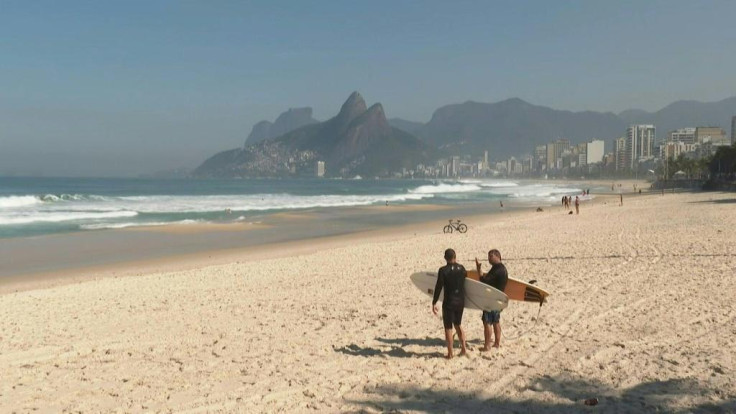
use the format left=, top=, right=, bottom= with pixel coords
left=534, top=145, right=546, bottom=173
left=544, top=139, right=570, bottom=171
left=586, top=140, right=605, bottom=165
left=661, top=141, right=697, bottom=160
left=695, top=127, right=728, bottom=146
left=668, top=128, right=696, bottom=144
left=613, top=136, right=627, bottom=171
left=451, top=156, right=460, bottom=176
left=315, top=160, right=325, bottom=177
left=625, top=125, right=655, bottom=170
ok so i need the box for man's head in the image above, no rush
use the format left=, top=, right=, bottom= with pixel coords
left=487, top=249, right=502, bottom=264
left=444, top=248, right=456, bottom=263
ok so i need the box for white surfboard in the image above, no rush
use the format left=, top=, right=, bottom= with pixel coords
left=411, top=271, right=508, bottom=312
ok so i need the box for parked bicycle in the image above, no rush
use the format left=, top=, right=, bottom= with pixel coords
left=443, top=219, right=467, bottom=234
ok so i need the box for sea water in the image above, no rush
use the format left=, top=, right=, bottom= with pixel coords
left=0, top=176, right=587, bottom=239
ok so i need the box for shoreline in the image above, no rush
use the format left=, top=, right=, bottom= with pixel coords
left=0, top=180, right=646, bottom=293
left=0, top=205, right=533, bottom=295
left=1, top=190, right=733, bottom=412
left=0, top=185, right=657, bottom=295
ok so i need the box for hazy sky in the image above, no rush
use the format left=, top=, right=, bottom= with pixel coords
left=2, top=0, right=735, bottom=176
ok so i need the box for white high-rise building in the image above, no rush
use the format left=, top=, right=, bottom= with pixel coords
left=585, top=139, right=605, bottom=164
left=315, top=161, right=325, bottom=177
left=625, top=125, right=655, bottom=170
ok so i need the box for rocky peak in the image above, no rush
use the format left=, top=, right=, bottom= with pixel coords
left=351, top=103, right=389, bottom=130
left=246, top=120, right=274, bottom=146
left=334, top=91, right=368, bottom=130
left=245, top=107, right=317, bottom=146
left=270, top=107, right=316, bottom=138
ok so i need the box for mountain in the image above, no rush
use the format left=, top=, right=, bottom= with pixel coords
left=245, top=107, right=318, bottom=145
left=415, top=98, right=625, bottom=157
left=618, top=97, right=736, bottom=136
left=618, top=109, right=650, bottom=124
left=194, top=92, right=436, bottom=178
left=388, top=118, right=423, bottom=134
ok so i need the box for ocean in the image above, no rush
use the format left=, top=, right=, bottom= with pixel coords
left=0, top=176, right=591, bottom=239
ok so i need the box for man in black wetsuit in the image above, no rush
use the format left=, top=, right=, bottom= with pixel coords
left=432, top=248, right=468, bottom=359
left=475, top=249, right=508, bottom=350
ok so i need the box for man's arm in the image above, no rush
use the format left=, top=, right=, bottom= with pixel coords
left=432, top=270, right=444, bottom=305
left=432, top=269, right=444, bottom=315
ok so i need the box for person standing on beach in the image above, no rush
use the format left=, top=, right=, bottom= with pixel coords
left=620, top=193, right=623, bottom=206
left=575, top=196, right=580, bottom=215
left=475, top=249, right=508, bottom=350
left=432, top=248, right=468, bottom=359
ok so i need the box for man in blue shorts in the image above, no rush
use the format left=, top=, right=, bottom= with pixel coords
left=475, top=249, right=508, bottom=350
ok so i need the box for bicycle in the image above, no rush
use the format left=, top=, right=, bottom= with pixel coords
left=443, top=219, right=467, bottom=234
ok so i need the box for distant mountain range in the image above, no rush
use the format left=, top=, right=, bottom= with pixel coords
left=245, top=107, right=318, bottom=145
left=195, top=94, right=736, bottom=177
left=194, top=92, right=436, bottom=177
left=616, top=96, right=736, bottom=135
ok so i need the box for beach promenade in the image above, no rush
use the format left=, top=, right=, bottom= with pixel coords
left=1, top=190, right=734, bottom=412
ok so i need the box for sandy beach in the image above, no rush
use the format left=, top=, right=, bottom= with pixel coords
left=1, top=190, right=735, bottom=413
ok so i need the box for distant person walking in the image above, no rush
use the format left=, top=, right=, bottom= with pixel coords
left=475, top=249, right=508, bottom=350
left=432, top=248, right=468, bottom=359
left=620, top=194, right=623, bottom=206
left=575, top=196, right=580, bottom=215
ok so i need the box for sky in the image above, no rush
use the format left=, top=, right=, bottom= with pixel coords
left=1, top=0, right=735, bottom=176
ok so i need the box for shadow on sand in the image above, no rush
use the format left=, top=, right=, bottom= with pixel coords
left=346, top=375, right=735, bottom=413
left=690, top=198, right=736, bottom=204
left=334, top=343, right=443, bottom=359
left=335, top=336, right=487, bottom=359
left=375, top=336, right=484, bottom=348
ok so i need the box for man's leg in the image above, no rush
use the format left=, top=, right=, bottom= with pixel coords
left=455, top=324, right=467, bottom=356
left=444, top=328, right=454, bottom=359
left=481, top=321, right=492, bottom=351
left=492, top=322, right=502, bottom=347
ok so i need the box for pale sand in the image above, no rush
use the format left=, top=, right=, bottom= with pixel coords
left=1, top=192, right=734, bottom=412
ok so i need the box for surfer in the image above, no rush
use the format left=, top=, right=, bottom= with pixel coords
left=432, top=248, right=468, bottom=359
left=475, top=249, right=508, bottom=350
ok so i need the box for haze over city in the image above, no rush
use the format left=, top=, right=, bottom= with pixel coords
left=2, top=0, right=735, bottom=176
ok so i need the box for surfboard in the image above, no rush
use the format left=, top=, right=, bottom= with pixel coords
left=410, top=271, right=508, bottom=312
left=467, top=270, right=549, bottom=304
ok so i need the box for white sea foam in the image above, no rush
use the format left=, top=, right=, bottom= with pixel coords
left=80, top=193, right=431, bottom=213
left=0, top=211, right=138, bottom=225
left=0, top=195, right=43, bottom=208
left=0, top=193, right=432, bottom=227
left=0, top=181, right=590, bottom=232
left=80, top=219, right=200, bottom=230
left=409, top=183, right=482, bottom=194
left=485, top=184, right=583, bottom=204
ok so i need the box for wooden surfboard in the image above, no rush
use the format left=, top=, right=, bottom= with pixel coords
left=410, top=271, right=508, bottom=312
left=467, top=270, right=549, bottom=304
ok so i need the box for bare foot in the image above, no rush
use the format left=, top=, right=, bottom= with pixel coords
left=492, top=343, right=500, bottom=348
left=479, top=347, right=491, bottom=352
left=444, top=354, right=453, bottom=360
left=458, top=351, right=467, bottom=357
